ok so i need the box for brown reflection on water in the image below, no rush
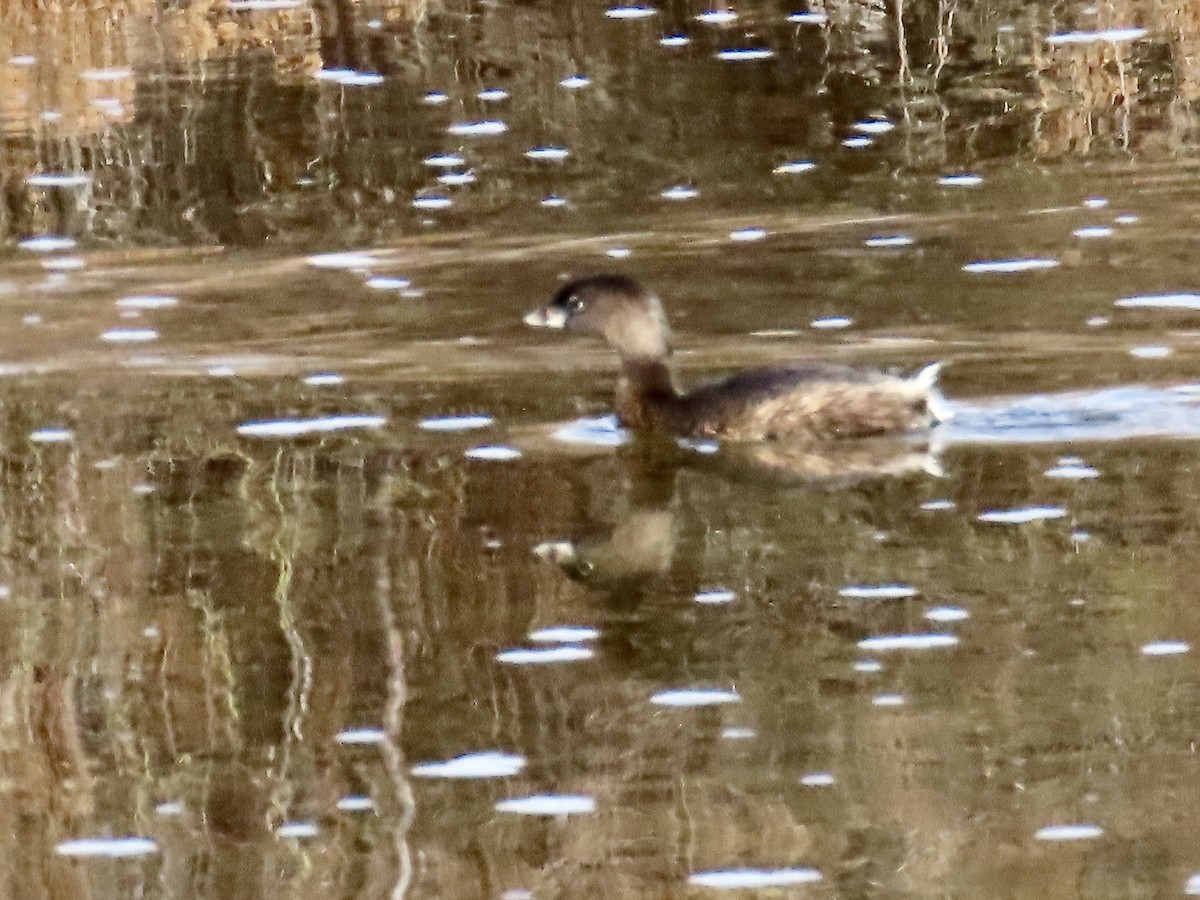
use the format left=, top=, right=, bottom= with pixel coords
left=0, top=378, right=1194, bottom=895
left=3, top=0, right=1200, bottom=246
left=4, top=0, right=1200, bottom=897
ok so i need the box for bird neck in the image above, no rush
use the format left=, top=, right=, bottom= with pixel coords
left=616, top=355, right=678, bottom=429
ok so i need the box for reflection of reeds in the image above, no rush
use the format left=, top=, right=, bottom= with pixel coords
left=2, top=0, right=1200, bottom=246
left=0, top=380, right=1198, bottom=894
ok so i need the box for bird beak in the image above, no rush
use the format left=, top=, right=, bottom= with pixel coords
left=523, top=305, right=568, bottom=329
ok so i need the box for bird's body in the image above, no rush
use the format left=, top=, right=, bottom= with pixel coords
left=525, top=275, right=947, bottom=441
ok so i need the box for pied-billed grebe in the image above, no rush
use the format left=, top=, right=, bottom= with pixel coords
left=524, top=274, right=948, bottom=441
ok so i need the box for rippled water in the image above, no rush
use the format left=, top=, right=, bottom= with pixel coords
left=5, top=0, right=1200, bottom=897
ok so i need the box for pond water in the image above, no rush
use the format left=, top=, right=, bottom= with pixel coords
left=4, top=0, right=1200, bottom=896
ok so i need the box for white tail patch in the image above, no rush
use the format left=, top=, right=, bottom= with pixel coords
left=912, top=362, right=942, bottom=391
left=903, top=362, right=953, bottom=424
left=917, top=362, right=953, bottom=423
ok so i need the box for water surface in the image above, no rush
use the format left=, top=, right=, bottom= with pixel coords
left=4, top=0, right=1200, bottom=897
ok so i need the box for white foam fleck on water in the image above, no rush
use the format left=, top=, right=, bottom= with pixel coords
left=237, top=415, right=386, bottom=438
left=800, top=772, right=835, bottom=787
left=1047, top=28, right=1147, bottom=45
left=477, top=88, right=508, bottom=101
left=552, top=415, right=630, bottom=446
left=926, top=606, right=970, bottom=622
left=26, top=173, right=90, bottom=188
left=411, top=751, right=526, bottom=778
left=787, top=11, right=828, bottom=23
left=858, top=634, right=959, bottom=651
left=541, top=195, right=568, bottom=208
left=1187, top=874, right=1200, bottom=895
left=496, top=795, right=596, bottom=816
left=465, top=445, right=522, bottom=461
left=937, top=173, right=984, bottom=187
left=839, top=584, right=918, bottom=600
left=1087, top=316, right=1110, bottom=327
left=872, top=694, right=906, bottom=706
left=312, top=68, right=382, bottom=86
left=1045, top=462, right=1099, bottom=479
left=422, top=91, right=450, bottom=104
left=19, top=236, right=76, bottom=252
left=497, top=646, right=593, bottom=664
left=921, top=499, right=956, bottom=510
left=530, top=626, right=600, bottom=643
left=337, top=796, right=375, bottom=812
left=1073, top=225, right=1113, bottom=238
left=853, top=118, right=894, bottom=134
left=21, top=315, right=41, bottom=326
left=437, top=171, right=476, bottom=186
left=810, top=316, right=853, bottom=329
left=560, top=75, right=591, bottom=89
left=278, top=822, right=319, bottom=839
left=501, top=891, right=533, bottom=900
left=1141, top=640, right=1190, bottom=656
left=716, top=48, right=775, bottom=61
left=525, top=146, right=570, bottom=161
left=155, top=801, right=184, bottom=816
left=424, top=153, right=465, bottom=167
left=80, top=66, right=133, bottom=81
left=228, top=0, right=305, bottom=8
left=101, top=328, right=158, bottom=343
left=307, top=251, right=375, bottom=270
left=606, top=5, right=656, bottom=18
left=1115, top=214, right=1139, bottom=224
left=977, top=506, right=1066, bottom=524
left=208, top=365, right=236, bottom=377
left=336, top=728, right=386, bottom=744
left=42, top=256, right=85, bottom=271
left=854, top=659, right=883, bottom=673
left=116, top=295, right=177, bottom=309
left=661, top=185, right=698, bottom=200
left=313, top=67, right=354, bottom=82
left=842, top=136, right=872, bottom=148
left=30, top=428, right=73, bottom=444
left=1115, top=293, right=1200, bottom=310
left=606, top=246, right=632, bottom=258
left=1083, top=196, right=1109, bottom=208
left=1035, top=824, right=1103, bottom=841
left=693, top=588, right=736, bottom=605
left=773, top=160, right=815, bottom=175
left=865, top=235, right=913, bottom=248
left=678, top=438, right=719, bottom=454
left=10, top=55, right=36, bottom=65
left=412, top=196, right=452, bottom=210
left=751, top=329, right=802, bottom=337
left=695, top=9, right=737, bottom=23
left=419, top=414, right=493, bottom=432
left=650, top=688, right=740, bottom=707
left=56, top=837, right=159, bottom=858
left=303, top=372, right=343, bottom=386
left=962, top=258, right=1059, bottom=274
left=660, top=34, right=690, bottom=46
left=341, top=72, right=384, bottom=86
left=365, top=276, right=411, bottom=290
left=1130, top=345, right=1172, bottom=359
left=689, top=869, right=822, bottom=889
left=730, top=227, right=766, bottom=242
left=721, top=726, right=756, bottom=740
left=448, top=120, right=507, bottom=136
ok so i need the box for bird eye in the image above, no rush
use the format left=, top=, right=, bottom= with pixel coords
left=565, top=295, right=585, bottom=313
